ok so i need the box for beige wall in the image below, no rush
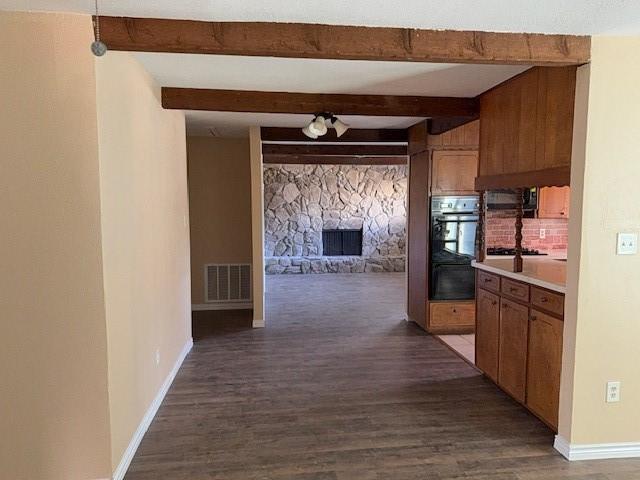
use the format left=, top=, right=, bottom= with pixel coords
left=0, top=11, right=111, bottom=479
left=561, top=36, right=640, bottom=445
left=249, top=127, right=265, bottom=326
left=187, top=136, right=253, bottom=305
left=95, top=52, right=192, bottom=470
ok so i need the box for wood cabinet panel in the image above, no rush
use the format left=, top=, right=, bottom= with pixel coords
left=538, top=186, right=570, bottom=219
left=501, top=278, right=530, bottom=303
left=535, top=66, right=577, bottom=170
left=531, top=287, right=564, bottom=317
left=431, top=150, right=478, bottom=195
left=476, top=288, right=500, bottom=382
left=429, top=301, right=475, bottom=333
left=477, top=66, right=576, bottom=188
left=498, top=298, right=529, bottom=403
left=527, top=309, right=564, bottom=430
left=477, top=271, right=500, bottom=293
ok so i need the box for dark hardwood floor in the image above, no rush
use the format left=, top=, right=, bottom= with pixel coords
left=125, top=273, right=640, bottom=479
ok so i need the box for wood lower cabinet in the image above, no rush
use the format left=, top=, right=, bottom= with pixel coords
left=474, top=269, right=565, bottom=431
left=475, top=288, right=500, bottom=382
left=428, top=301, right=475, bottom=334
left=527, top=310, right=563, bottom=430
left=498, top=298, right=529, bottom=403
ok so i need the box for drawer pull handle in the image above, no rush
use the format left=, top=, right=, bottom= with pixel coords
left=541, top=297, right=549, bottom=303
left=484, top=278, right=492, bottom=283
left=510, top=287, right=519, bottom=293
left=531, top=315, right=537, bottom=321
left=491, top=300, right=497, bottom=306
left=503, top=303, right=509, bottom=309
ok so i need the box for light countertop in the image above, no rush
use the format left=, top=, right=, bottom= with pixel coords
left=471, top=256, right=567, bottom=293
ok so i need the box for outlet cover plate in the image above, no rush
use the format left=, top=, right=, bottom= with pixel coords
left=617, top=233, right=638, bottom=255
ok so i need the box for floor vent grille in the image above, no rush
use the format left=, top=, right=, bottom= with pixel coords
left=205, top=264, right=252, bottom=303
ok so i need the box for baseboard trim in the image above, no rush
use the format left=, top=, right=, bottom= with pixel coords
left=252, top=319, right=265, bottom=328
left=112, top=338, right=193, bottom=480
left=554, top=435, right=640, bottom=461
left=192, top=302, right=253, bottom=311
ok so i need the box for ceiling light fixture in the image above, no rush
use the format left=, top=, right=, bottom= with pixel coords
left=302, top=113, right=350, bottom=139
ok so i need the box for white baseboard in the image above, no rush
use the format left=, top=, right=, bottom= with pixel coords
left=554, top=435, right=640, bottom=461
left=252, top=319, right=265, bottom=328
left=112, top=338, right=193, bottom=480
left=192, top=302, right=253, bottom=311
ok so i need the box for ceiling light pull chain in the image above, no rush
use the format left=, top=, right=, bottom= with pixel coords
left=91, top=0, right=108, bottom=57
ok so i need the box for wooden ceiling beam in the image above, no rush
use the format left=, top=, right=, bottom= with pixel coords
left=161, top=88, right=479, bottom=117
left=260, top=128, right=408, bottom=143
left=98, top=17, right=590, bottom=66
left=263, top=154, right=407, bottom=165
left=262, top=144, right=407, bottom=156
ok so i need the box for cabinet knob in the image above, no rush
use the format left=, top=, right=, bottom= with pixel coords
left=452, top=308, right=457, bottom=313
left=491, top=300, right=497, bottom=306
left=531, top=315, right=538, bottom=321
left=510, top=287, right=518, bottom=292
left=503, top=303, right=509, bottom=309
left=541, top=297, right=548, bottom=303
left=484, top=278, right=491, bottom=283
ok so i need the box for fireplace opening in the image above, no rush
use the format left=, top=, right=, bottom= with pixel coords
left=322, top=229, right=363, bottom=256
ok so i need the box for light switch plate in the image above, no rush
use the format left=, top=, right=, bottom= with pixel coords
left=617, top=233, right=638, bottom=255
left=607, top=381, right=621, bottom=403
left=540, top=228, right=546, bottom=239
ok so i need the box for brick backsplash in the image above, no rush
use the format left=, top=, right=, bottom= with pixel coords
left=485, top=210, right=568, bottom=252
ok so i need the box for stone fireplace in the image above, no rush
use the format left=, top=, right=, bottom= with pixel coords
left=263, top=164, right=407, bottom=274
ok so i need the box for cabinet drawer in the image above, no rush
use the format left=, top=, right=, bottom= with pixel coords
left=430, top=302, right=475, bottom=328
left=501, top=278, right=529, bottom=302
left=531, top=287, right=564, bottom=317
left=477, top=271, right=500, bottom=293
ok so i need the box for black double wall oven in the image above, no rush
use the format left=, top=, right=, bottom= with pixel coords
left=429, top=196, right=479, bottom=301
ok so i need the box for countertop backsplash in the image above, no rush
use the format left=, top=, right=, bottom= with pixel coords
left=485, top=210, right=568, bottom=253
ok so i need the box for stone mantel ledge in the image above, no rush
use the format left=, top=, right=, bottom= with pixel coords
left=265, top=255, right=406, bottom=274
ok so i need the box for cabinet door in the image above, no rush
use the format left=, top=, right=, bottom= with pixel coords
left=498, top=298, right=529, bottom=403
left=475, top=288, right=500, bottom=382
left=431, top=150, right=478, bottom=195
left=538, top=186, right=570, bottom=219
left=535, top=66, right=577, bottom=170
left=527, top=310, right=563, bottom=430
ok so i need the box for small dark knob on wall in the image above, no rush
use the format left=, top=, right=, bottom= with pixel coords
left=452, top=308, right=457, bottom=313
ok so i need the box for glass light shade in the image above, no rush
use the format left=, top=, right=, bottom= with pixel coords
left=308, top=115, right=328, bottom=136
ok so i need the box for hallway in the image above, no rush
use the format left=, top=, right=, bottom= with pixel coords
left=125, top=274, right=639, bottom=479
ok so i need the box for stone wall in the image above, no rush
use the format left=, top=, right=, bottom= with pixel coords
left=263, top=164, right=407, bottom=274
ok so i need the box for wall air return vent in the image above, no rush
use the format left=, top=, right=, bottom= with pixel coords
left=205, top=264, right=252, bottom=303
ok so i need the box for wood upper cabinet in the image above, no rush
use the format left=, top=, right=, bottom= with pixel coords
left=478, top=66, right=576, bottom=185
left=475, top=288, right=500, bottom=382
left=527, top=309, right=563, bottom=430
left=431, top=150, right=478, bottom=195
left=538, top=186, right=570, bottom=219
left=498, top=298, right=529, bottom=403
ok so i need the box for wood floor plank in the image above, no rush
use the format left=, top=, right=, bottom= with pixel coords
left=124, top=273, right=640, bottom=479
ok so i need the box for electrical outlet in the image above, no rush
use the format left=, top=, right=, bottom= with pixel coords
left=617, top=233, right=638, bottom=255
left=155, top=349, right=161, bottom=366
left=606, top=381, right=621, bottom=403
left=539, top=228, right=546, bottom=239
